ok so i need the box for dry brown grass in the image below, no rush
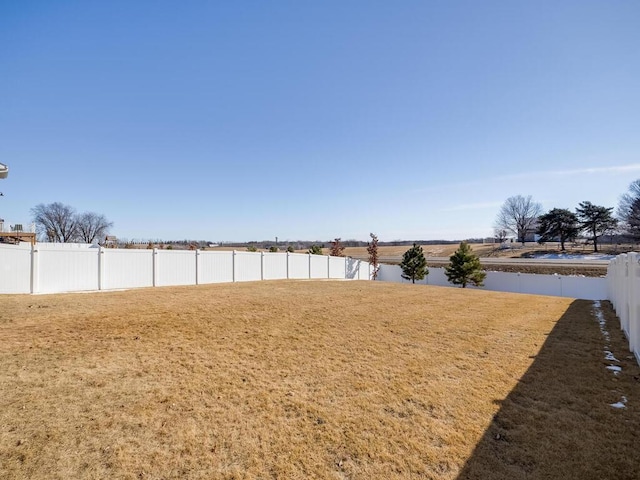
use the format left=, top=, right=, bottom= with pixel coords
left=1, top=282, right=638, bottom=479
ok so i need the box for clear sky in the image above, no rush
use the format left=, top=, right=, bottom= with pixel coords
left=1, top=1, right=639, bottom=242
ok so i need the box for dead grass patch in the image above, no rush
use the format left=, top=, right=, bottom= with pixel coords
left=0, top=281, right=638, bottom=479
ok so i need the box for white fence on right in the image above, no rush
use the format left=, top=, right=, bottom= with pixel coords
left=607, top=253, right=640, bottom=364
left=378, top=264, right=607, bottom=301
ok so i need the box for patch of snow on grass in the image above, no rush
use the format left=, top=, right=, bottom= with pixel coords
left=592, top=301, right=610, bottom=343
left=604, top=350, right=619, bottom=362
left=531, top=253, right=615, bottom=260
left=610, top=396, right=628, bottom=409
left=606, top=365, right=622, bottom=375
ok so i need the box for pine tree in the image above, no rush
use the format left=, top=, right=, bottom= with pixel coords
left=575, top=201, right=617, bottom=252
left=400, top=243, right=428, bottom=284
left=445, top=241, right=486, bottom=288
left=308, top=244, right=323, bottom=255
left=536, top=208, right=579, bottom=251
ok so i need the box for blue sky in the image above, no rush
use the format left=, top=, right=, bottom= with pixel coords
left=1, top=1, right=639, bottom=242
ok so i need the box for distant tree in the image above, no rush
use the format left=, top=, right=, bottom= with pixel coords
left=286, top=245, right=295, bottom=253
left=445, top=241, right=486, bottom=288
left=146, top=241, right=155, bottom=249
left=329, top=238, right=345, bottom=257
left=246, top=245, right=258, bottom=252
left=31, top=202, right=78, bottom=242
left=536, top=208, right=579, bottom=251
left=367, top=232, right=380, bottom=280
left=308, top=244, right=323, bottom=255
left=617, top=179, right=640, bottom=240
left=124, top=242, right=135, bottom=249
left=494, top=228, right=508, bottom=244
left=400, top=243, right=428, bottom=284
left=269, top=246, right=278, bottom=252
left=575, top=201, right=617, bottom=252
left=495, top=195, right=543, bottom=245
left=76, top=212, right=113, bottom=244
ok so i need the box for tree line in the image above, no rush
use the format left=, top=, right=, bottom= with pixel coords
left=31, top=202, right=113, bottom=244
left=492, top=178, right=640, bottom=252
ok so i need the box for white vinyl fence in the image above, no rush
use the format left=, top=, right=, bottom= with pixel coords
left=607, top=253, right=640, bottom=364
left=0, top=243, right=372, bottom=294
left=377, top=264, right=607, bottom=301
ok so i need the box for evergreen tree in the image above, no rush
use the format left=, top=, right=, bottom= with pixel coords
left=286, top=245, right=295, bottom=253
left=445, top=241, right=486, bottom=288
left=575, top=201, right=617, bottom=252
left=400, top=243, right=428, bottom=284
left=536, top=208, right=579, bottom=251
left=308, top=244, right=323, bottom=255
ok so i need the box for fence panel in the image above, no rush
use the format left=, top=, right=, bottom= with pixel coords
left=288, top=253, right=310, bottom=279
left=156, top=250, right=196, bottom=287
left=198, top=251, right=234, bottom=284
left=0, top=243, right=32, bottom=294
left=102, top=249, right=153, bottom=290
left=378, top=264, right=406, bottom=283
left=310, top=255, right=329, bottom=278
left=426, top=267, right=448, bottom=286
left=483, top=271, right=521, bottom=294
left=234, top=252, right=262, bottom=282
left=36, top=247, right=99, bottom=293
left=346, top=257, right=361, bottom=280
left=561, top=276, right=607, bottom=301
left=357, top=261, right=372, bottom=280
left=263, top=252, right=287, bottom=280
left=519, top=272, right=562, bottom=297
left=328, top=256, right=346, bottom=279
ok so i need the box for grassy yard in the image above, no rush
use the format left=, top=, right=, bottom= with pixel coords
left=1, top=281, right=638, bottom=479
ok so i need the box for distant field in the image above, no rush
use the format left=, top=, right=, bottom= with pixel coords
left=1, top=281, right=638, bottom=479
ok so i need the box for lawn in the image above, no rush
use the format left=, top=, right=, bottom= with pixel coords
left=1, top=281, right=638, bottom=479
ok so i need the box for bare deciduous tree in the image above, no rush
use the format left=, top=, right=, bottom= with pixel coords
left=494, top=195, right=543, bottom=245
left=617, top=180, right=640, bottom=239
left=367, top=232, right=380, bottom=280
left=329, top=238, right=345, bottom=257
left=494, top=228, right=508, bottom=244
left=76, top=212, right=113, bottom=244
left=31, top=202, right=78, bottom=242
left=32, top=202, right=113, bottom=243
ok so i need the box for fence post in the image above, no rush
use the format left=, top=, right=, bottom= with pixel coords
left=261, top=252, right=264, bottom=281
left=327, top=255, right=330, bottom=279
left=195, top=249, right=200, bottom=285
left=232, top=250, right=236, bottom=282
left=286, top=251, right=290, bottom=279
left=98, top=246, right=105, bottom=291
left=152, top=248, right=158, bottom=287
left=308, top=253, right=312, bottom=279
left=30, top=243, right=39, bottom=294
left=628, top=253, right=638, bottom=354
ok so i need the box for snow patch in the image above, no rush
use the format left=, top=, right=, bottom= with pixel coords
left=593, top=300, right=610, bottom=343
left=604, top=351, right=619, bottom=362
left=530, top=253, right=615, bottom=260
left=606, top=365, right=622, bottom=375
left=610, top=396, right=628, bottom=409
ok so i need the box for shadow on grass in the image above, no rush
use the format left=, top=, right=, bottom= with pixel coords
left=457, top=300, right=640, bottom=480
